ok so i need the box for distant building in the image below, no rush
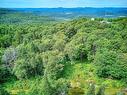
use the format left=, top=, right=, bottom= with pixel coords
left=91, top=18, right=95, bottom=21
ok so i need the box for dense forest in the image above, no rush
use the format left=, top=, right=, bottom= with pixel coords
left=0, top=9, right=127, bottom=95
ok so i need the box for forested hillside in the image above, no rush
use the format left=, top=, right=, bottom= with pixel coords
left=0, top=16, right=127, bottom=95
left=0, top=8, right=56, bottom=24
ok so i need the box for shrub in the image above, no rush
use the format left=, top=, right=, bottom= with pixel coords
left=86, top=83, right=95, bottom=95
left=96, top=85, right=105, bottom=95
left=0, top=66, right=11, bottom=83
left=0, top=86, right=10, bottom=95
left=95, top=49, right=127, bottom=79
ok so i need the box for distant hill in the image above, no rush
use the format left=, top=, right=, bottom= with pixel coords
left=0, top=8, right=127, bottom=24
left=0, top=8, right=56, bottom=24
left=8, top=7, right=127, bottom=18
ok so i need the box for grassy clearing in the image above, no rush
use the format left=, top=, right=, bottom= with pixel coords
left=2, top=61, right=127, bottom=95
left=2, top=77, right=42, bottom=95
left=64, top=61, right=127, bottom=95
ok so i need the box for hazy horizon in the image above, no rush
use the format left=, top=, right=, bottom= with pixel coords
left=1, top=7, right=127, bottom=9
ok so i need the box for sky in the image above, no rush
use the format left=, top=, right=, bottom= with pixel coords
left=0, top=0, right=127, bottom=8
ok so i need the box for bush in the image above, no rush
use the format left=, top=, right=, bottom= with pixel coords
left=64, top=32, right=88, bottom=61
left=115, top=92, right=125, bottom=95
left=0, top=66, right=11, bottom=83
left=96, top=85, right=105, bottom=95
left=95, top=49, right=127, bottom=79
left=13, top=54, right=44, bottom=79
left=86, top=83, right=95, bottom=95
left=29, top=78, right=69, bottom=95
left=0, top=86, right=10, bottom=95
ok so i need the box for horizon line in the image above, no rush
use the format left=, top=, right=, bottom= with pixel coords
left=0, top=7, right=127, bottom=9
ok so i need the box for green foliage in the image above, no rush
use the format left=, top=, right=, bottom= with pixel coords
left=95, top=49, right=127, bottom=79
left=0, top=86, right=10, bottom=95
left=43, top=50, right=64, bottom=81
left=0, top=66, right=11, bottom=83
left=0, top=48, right=12, bottom=83
left=13, top=53, right=44, bottom=79
left=86, top=83, right=95, bottom=95
left=13, top=59, right=28, bottom=79
left=54, top=78, right=69, bottom=95
left=0, top=10, right=56, bottom=24
left=0, top=16, right=127, bottom=95
left=68, top=87, right=84, bottom=95
left=29, top=78, right=53, bottom=95
left=115, top=92, right=125, bottom=95
left=65, top=31, right=88, bottom=61
left=96, top=85, right=105, bottom=95
left=29, top=78, right=69, bottom=95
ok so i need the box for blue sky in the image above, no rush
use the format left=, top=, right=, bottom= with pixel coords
left=0, top=0, right=127, bottom=8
